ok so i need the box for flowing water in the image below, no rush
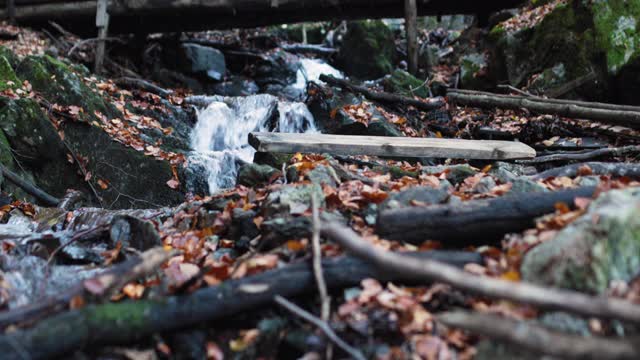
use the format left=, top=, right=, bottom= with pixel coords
left=189, top=58, right=342, bottom=193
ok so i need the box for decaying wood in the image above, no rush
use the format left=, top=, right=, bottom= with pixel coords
left=448, top=89, right=640, bottom=129
left=249, top=132, right=536, bottom=160
left=439, top=311, right=640, bottom=360
left=0, top=164, right=60, bottom=206
left=322, top=222, right=640, bottom=324
left=520, top=145, right=640, bottom=164
left=320, top=74, right=445, bottom=111
left=376, top=186, right=595, bottom=244
left=0, top=0, right=523, bottom=35
left=532, top=162, right=640, bottom=180
left=0, top=251, right=481, bottom=359
left=404, top=0, right=418, bottom=75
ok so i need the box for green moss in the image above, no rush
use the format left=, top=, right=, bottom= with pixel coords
left=0, top=129, right=12, bottom=167
left=592, top=0, right=640, bottom=73
left=337, top=20, right=395, bottom=79
left=16, top=55, right=120, bottom=121
left=383, top=69, right=429, bottom=98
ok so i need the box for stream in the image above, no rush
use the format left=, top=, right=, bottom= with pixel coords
left=189, top=57, right=343, bottom=193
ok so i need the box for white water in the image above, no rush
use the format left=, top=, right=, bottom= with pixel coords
left=189, top=59, right=342, bottom=194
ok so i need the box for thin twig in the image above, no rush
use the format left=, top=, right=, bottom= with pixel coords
left=321, top=221, right=640, bottom=324
left=274, top=296, right=366, bottom=360
left=438, top=311, right=639, bottom=360
left=497, top=84, right=533, bottom=97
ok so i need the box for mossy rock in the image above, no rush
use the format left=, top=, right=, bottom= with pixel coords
left=0, top=98, right=87, bottom=199
left=0, top=55, right=19, bottom=92
left=0, top=46, right=18, bottom=69
left=382, top=69, right=429, bottom=98
left=62, top=121, right=183, bottom=208
left=237, top=163, right=280, bottom=188
left=336, top=20, right=395, bottom=79
left=16, top=55, right=120, bottom=121
left=459, top=53, right=491, bottom=90
left=521, top=188, right=640, bottom=293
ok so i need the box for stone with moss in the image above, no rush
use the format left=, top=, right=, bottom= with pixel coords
left=0, top=55, right=19, bottom=91
left=521, top=188, right=640, bottom=293
left=383, top=69, right=429, bottom=98
left=16, top=55, right=120, bottom=121
left=236, top=163, right=280, bottom=188
left=459, top=53, right=492, bottom=90
left=0, top=98, right=86, bottom=199
left=336, top=20, right=395, bottom=79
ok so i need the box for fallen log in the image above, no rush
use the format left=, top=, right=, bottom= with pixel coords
left=319, top=74, right=444, bottom=112
left=376, top=187, right=596, bottom=244
left=249, top=132, right=536, bottom=160
left=447, top=89, right=640, bottom=129
left=519, top=145, right=640, bottom=165
left=0, top=250, right=481, bottom=359
left=322, top=221, right=640, bottom=324
left=281, top=44, right=337, bottom=56
left=531, top=162, right=640, bottom=180
left=0, top=164, right=60, bottom=206
left=0, top=0, right=524, bottom=35
left=439, top=312, right=640, bottom=360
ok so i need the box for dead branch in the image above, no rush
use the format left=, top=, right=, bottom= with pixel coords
left=321, top=222, right=640, bottom=323
left=531, top=162, right=640, bottom=180
left=438, top=311, right=640, bottom=360
left=275, top=295, right=365, bottom=360
left=519, top=145, right=640, bottom=164
left=376, top=187, right=596, bottom=244
left=0, top=164, right=60, bottom=206
left=447, top=89, right=640, bottom=129
left=0, top=251, right=481, bottom=359
left=310, top=195, right=330, bottom=322
left=281, top=44, right=337, bottom=56
left=319, top=74, right=444, bottom=111
left=114, top=77, right=174, bottom=98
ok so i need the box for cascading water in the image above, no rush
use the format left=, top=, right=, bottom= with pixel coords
left=189, top=58, right=342, bottom=194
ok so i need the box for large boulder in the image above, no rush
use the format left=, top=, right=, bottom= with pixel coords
left=16, top=55, right=120, bottom=121
left=521, top=188, right=640, bottom=293
left=179, top=43, right=226, bottom=81
left=336, top=20, right=395, bottom=79
left=490, top=0, right=640, bottom=102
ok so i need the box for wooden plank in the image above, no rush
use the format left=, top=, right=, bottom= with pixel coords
left=249, top=133, right=536, bottom=160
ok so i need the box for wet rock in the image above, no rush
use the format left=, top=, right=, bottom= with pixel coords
left=237, top=163, right=281, bottom=188
left=16, top=55, right=120, bottom=121
left=109, top=215, right=162, bottom=252
left=381, top=186, right=449, bottom=211
left=254, top=49, right=300, bottom=91
left=336, top=20, right=395, bottom=79
left=383, top=69, right=429, bottom=98
left=577, top=175, right=601, bottom=187
left=211, top=76, right=259, bottom=96
left=307, top=88, right=364, bottom=134
left=179, top=43, right=226, bottom=81
left=521, top=188, right=640, bottom=293
left=261, top=216, right=311, bottom=247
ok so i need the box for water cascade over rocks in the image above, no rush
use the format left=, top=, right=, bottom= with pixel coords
left=189, top=58, right=342, bottom=194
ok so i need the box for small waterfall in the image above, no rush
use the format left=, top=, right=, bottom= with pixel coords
left=189, top=58, right=342, bottom=194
